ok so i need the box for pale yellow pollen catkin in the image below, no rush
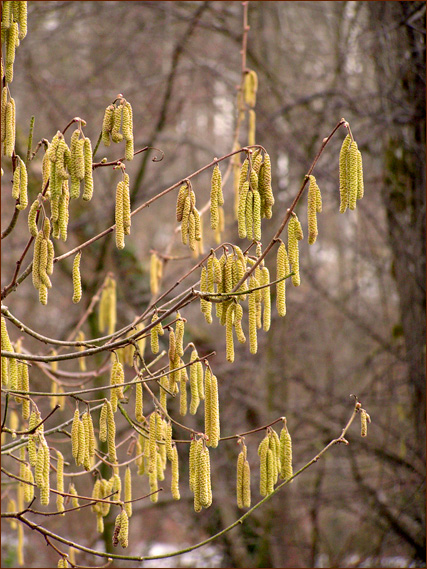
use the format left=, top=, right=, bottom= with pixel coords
left=106, top=401, right=117, bottom=463
left=82, top=138, right=93, bottom=201
left=348, top=141, right=359, bottom=210
left=71, top=251, right=82, bottom=303
left=307, top=175, right=320, bottom=245
left=248, top=279, right=258, bottom=354
left=279, top=420, right=293, bottom=480
left=360, top=409, right=368, bottom=437
left=288, top=216, right=301, bottom=287
left=339, top=134, right=351, bottom=213
left=56, top=450, right=65, bottom=514
left=124, top=466, right=132, bottom=518
left=171, top=443, right=180, bottom=500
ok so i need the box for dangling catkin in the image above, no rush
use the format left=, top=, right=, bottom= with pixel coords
left=71, top=251, right=82, bottom=303
left=82, top=138, right=93, bottom=201
left=225, top=303, right=235, bottom=363
left=248, top=279, right=258, bottom=354
left=288, top=216, right=301, bottom=287
left=111, top=104, right=123, bottom=143
left=101, top=105, right=114, bottom=147
left=118, top=509, right=129, bottom=548
left=135, top=380, right=144, bottom=422
left=189, top=349, right=200, bottom=415
left=258, top=435, right=269, bottom=496
left=279, top=420, right=293, bottom=480
left=238, top=180, right=249, bottom=239
left=236, top=445, right=245, bottom=508
left=56, top=450, right=65, bottom=514
left=106, top=401, right=117, bottom=463
left=4, top=97, right=15, bottom=156
left=360, top=409, right=369, bottom=437
left=208, top=373, right=220, bottom=448
left=339, top=134, right=351, bottom=213
left=99, top=402, right=108, bottom=442
left=71, top=408, right=80, bottom=462
left=348, top=141, right=359, bottom=210
left=243, top=69, right=258, bottom=108
left=357, top=148, right=364, bottom=200
left=210, top=164, right=222, bottom=230
left=77, top=416, right=86, bottom=467
left=171, top=444, right=180, bottom=500
left=124, top=466, right=132, bottom=518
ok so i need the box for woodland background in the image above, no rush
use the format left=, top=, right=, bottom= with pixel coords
left=1, top=1, right=425, bottom=568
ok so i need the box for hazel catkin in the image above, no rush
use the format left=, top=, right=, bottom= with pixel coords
left=72, top=251, right=82, bottom=303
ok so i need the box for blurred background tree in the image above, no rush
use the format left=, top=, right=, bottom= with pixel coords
left=2, top=1, right=425, bottom=567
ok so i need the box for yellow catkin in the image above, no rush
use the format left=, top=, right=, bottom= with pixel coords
left=32, top=229, right=43, bottom=291
left=200, top=266, right=212, bottom=324
left=307, top=175, right=320, bottom=244
left=71, top=408, right=80, bottom=462
left=150, top=253, right=159, bottom=295
left=288, top=216, right=301, bottom=287
left=192, top=439, right=203, bottom=512
left=122, top=101, right=133, bottom=142
left=135, top=381, right=144, bottom=422
left=175, top=316, right=185, bottom=357
left=204, top=367, right=212, bottom=446
left=115, top=180, right=125, bottom=249
left=101, top=105, right=114, bottom=146
left=181, top=194, right=191, bottom=245
left=260, top=266, right=271, bottom=332
left=356, top=149, right=364, bottom=200
left=248, top=279, right=258, bottom=354
left=77, top=417, right=86, bottom=467
left=199, top=445, right=212, bottom=509
left=82, top=412, right=91, bottom=470
left=248, top=109, right=256, bottom=146
left=225, top=303, right=235, bottom=363
left=111, top=104, right=123, bottom=143
left=236, top=446, right=245, bottom=508
left=208, top=373, right=220, bottom=448
left=56, top=450, right=65, bottom=514
left=242, top=458, right=251, bottom=507
left=122, top=173, right=131, bottom=235
left=238, top=180, right=249, bottom=239
left=118, top=509, right=129, bottom=548
left=58, top=180, right=70, bottom=241
left=234, top=302, right=246, bottom=344
left=171, top=444, right=180, bottom=500
left=258, top=436, right=269, bottom=496
left=179, top=366, right=188, bottom=416
left=243, top=69, right=258, bottom=108
left=107, top=401, right=117, bottom=463
left=210, top=164, right=222, bottom=229
left=124, top=466, right=132, bottom=518
left=150, top=314, right=161, bottom=354
left=4, top=97, right=16, bottom=156
left=279, top=420, right=293, bottom=480
left=72, top=251, right=82, bottom=303
left=360, top=409, right=368, bottom=437
left=339, top=134, right=351, bottom=213
left=176, top=183, right=188, bottom=222
left=348, top=141, right=359, bottom=210
left=82, top=138, right=93, bottom=201
left=266, top=448, right=275, bottom=495
left=148, top=412, right=157, bottom=475
left=189, top=438, right=197, bottom=493
left=23, top=463, right=35, bottom=503
left=99, top=401, right=108, bottom=442
left=189, top=350, right=200, bottom=415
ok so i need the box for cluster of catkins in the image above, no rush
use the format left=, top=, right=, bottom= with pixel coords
left=339, top=133, right=364, bottom=213
left=237, top=149, right=275, bottom=240
left=1, top=0, right=27, bottom=84
left=176, top=180, right=203, bottom=253
left=199, top=242, right=288, bottom=360
left=32, top=218, right=55, bottom=305
left=101, top=97, right=134, bottom=161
